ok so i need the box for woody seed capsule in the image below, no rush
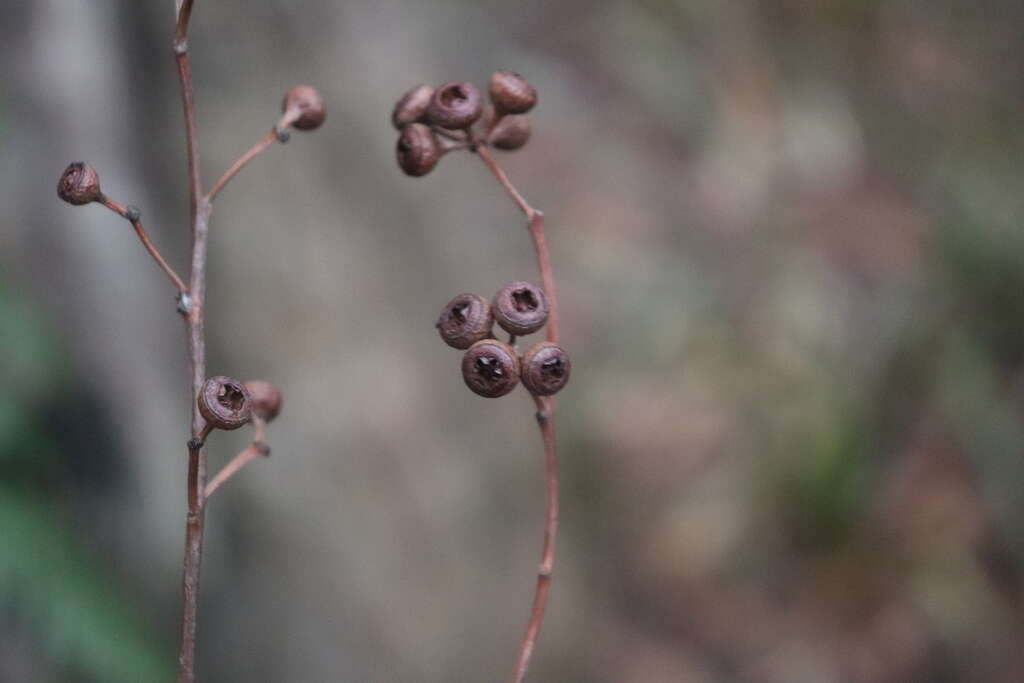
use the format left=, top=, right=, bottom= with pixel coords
left=57, top=162, right=102, bottom=205
left=462, top=340, right=520, bottom=398
left=243, top=380, right=283, bottom=422
left=488, top=115, right=531, bottom=151
left=397, top=123, right=442, bottom=177
left=488, top=71, right=537, bottom=115
left=521, top=342, right=571, bottom=396
left=426, top=81, right=483, bottom=130
left=392, top=84, right=434, bottom=129
left=198, top=376, right=252, bottom=431
left=437, top=293, right=494, bottom=349
left=493, top=281, right=548, bottom=335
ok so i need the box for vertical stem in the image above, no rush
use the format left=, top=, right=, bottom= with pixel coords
left=174, top=3, right=209, bottom=681
left=510, top=396, right=559, bottom=683
left=527, top=213, right=559, bottom=344
left=473, top=144, right=562, bottom=683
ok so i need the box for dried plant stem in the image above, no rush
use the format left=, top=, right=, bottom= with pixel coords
left=204, top=442, right=270, bottom=499
left=205, top=418, right=269, bottom=499
left=206, top=130, right=278, bottom=203
left=474, top=145, right=559, bottom=343
left=174, top=3, right=209, bottom=681
left=99, top=196, right=187, bottom=292
left=474, top=143, right=561, bottom=683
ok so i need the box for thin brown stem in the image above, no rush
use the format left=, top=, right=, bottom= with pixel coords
left=474, top=144, right=560, bottom=344
left=206, top=129, right=278, bottom=203
left=174, top=2, right=209, bottom=681
left=98, top=196, right=187, bottom=292
left=510, top=396, right=559, bottom=683
left=204, top=441, right=270, bottom=499
left=472, top=140, right=562, bottom=682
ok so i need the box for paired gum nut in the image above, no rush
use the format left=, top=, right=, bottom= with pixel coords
left=436, top=282, right=548, bottom=350
left=462, top=339, right=571, bottom=398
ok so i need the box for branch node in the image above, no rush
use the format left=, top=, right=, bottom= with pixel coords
left=173, top=39, right=188, bottom=56
left=274, top=126, right=291, bottom=143
left=125, top=204, right=142, bottom=222
left=177, top=291, right=193, bottom=315
left=186, top=437, right=204, bottom=451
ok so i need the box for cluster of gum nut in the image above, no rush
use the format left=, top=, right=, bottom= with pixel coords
left=391, top=70, right=537, bottom=176
left=437, top=282, right=570, bottom=399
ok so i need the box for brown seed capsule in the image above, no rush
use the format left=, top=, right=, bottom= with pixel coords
left=462, top=340, right=520, bottom=398
left=392, top=84, right=434, bottom=129
left=488, top=114, right=531, bottom=151
left=426, top=81, right=483, bottom=130
left=198, top=376, right=252, bottom=431
left=488, top=71, right=537, bottom=115
left=57, top=162, right=102, bottom=205
left=243, top=380, right=283, bottom=422
left=437, top=293, right=494, bottom=349
left=397, top=123, right=442, bottom=177
left=282, top=85, right=326, bottom=131
left=521, top=342, right=571, bottom=396
left=493, top=281, right=548, bottom=335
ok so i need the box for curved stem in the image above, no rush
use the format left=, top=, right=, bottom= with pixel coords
left=472, top=142, right=562, bottom=683
left=205, top=441, right=270, bottom=499
left=204, top=418, right=269, bottom=499
left=98, top=196, right=187, bottom=292
left=473, top=145, right=559, bottom=343
left=206, top=129, right=278, bottom=203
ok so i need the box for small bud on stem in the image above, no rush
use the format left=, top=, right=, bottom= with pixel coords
left=57, top=162, right=102, bottom=205
left=243, top=380, right=283, bottom=422
left=396, top=123, right=442, bottom=177
left=392, top=84, right=434, bottom=129
left=488, top=71, right=537, bottom=115
left=281, top=85, right=326, bottom=131
left=488, top=115, right=531, bottom=151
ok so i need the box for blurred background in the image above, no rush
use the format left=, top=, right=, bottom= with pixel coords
left=2, top=1, right=1024, bottom=681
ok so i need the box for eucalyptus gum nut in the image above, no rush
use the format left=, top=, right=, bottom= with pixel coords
left=426, top=81, right=483, bottom=130
left=521, top=342, right=570, bottom=396
left=488, top=70, right=537, bottom=115
left=437, top=293, right=494, bottom=349
left=392, top=84, right=434, bottom=129
left=397, top=123, right=441, bottom=177
left=462, top=340, right=520, bottom=398
left=198, top=376, right=252, bottom=430
left=493, top=281, right=548, bottom=335
left=58, top=162, right=102, bottom=205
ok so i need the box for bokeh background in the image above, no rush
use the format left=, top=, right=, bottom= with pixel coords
left=2, top=1, right=1024, bottom=681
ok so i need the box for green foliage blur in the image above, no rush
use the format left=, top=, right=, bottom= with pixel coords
left=0, top=285, right=172, bottom=682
